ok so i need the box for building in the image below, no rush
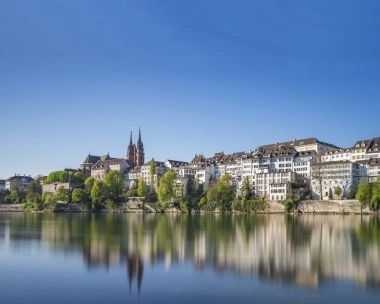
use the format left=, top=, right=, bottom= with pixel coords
left=312, top=137, right=380, bottom=199
left=91, top=158, right=130, bottom=181
left=126, top=128, right=145, bottom=167
left=0, top=180, right=5, bottom=192
left=80, top=153, right=111, bottom=178
left=5, top=175, right=34, bottom=191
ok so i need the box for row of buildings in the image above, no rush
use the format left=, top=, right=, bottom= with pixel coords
left=2, top=130, right=379, bottom=202
left=78, top=130, right=380, bottom=201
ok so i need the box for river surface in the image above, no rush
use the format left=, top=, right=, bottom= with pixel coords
left=0, top=213, right=379, bottom=304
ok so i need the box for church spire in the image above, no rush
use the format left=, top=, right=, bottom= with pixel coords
left=137, top=127, right=142, bottom=145
left=129, top=131, right=133, bottom=146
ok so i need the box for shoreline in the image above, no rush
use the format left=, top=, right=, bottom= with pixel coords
left=1, top=200, right=379, bottom=215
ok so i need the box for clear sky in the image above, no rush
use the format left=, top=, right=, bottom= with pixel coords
left=1, top=0, right=380, bottom=179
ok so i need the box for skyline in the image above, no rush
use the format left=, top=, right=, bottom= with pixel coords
left=1, top=0, right=380, bottom=179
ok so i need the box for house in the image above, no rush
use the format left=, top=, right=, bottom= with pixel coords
left=91, top=158, right=130, bottom=181
left=0, top=180, right=5, bottom=192
left=5, top=175, right=34, bottom=191
left=80, top=153, right=111, bottom=178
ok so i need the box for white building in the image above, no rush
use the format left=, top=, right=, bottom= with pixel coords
left=0, top=180, right=5, bottom=192
left=91, top=158, right=129, bottom=181
left=311, top=160, right=355, bottom=200
left=5, top=175, right=34, bottom=191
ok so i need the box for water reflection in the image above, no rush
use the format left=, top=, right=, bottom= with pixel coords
left=1, top=213, right=380, bottom=292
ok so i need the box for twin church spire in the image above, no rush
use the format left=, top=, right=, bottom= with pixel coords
left=126, top=128, right=145, bottom=167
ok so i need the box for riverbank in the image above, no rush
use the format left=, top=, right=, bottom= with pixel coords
left=0, top=204, right=23, bottom=212
left=1, top=200, right=379, bottom=214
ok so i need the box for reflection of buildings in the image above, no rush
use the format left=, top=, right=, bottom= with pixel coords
left=127, top=253, right=143, bottom=295
left=1, top=213, right=380, bottom=291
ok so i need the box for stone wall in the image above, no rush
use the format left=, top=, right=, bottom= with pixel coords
left=297, top=200, right=373, bottom=214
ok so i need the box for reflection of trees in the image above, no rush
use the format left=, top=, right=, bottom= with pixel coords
left=2, top=213, right=380, bottom=290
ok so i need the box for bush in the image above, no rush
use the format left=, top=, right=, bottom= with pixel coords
left=105, top=199, right=116, bottom=211
left=283, top=199, right=297, bottom=213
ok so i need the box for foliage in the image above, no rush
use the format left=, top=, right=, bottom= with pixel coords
left=200, top=174, right=236, bottom=211
left=356, top=180, right=372, bottom=205
left=137, top=178, right=147, bottom=197
left=26, top=181, right=42, bottom=196
left=72, top=188, right=90, bottom=203
left=334, top=186, right=342, bottom=198
left=150, top=158, right=156, bottom=188
left=282, top=198, right=297, bottom=213
left=44, top=171, right=62, bottom=184
left=370, top=181, right=380, bottom=211
left=55, top=186, right=69, bottom=202
left=104, top=170, right=125, bottom=202
left=9, top=179, right=27, bottom=204
left=241, top=177, right=252, bottom=202
left=232, top=198, right=267, bottom=212
left=105, top=199, right=117, bottom=211
left=42, top=192, right=57, bottom=210
left=91, top=180, right=105, bottom=204
left=127, top=180, right=139, bottom=197
left=73, top=172, right=85, bottom=184
left=355, top=178, right=380, bottom=211
left=157, top=171, right=177, bottom=203
left=84, top=177, right=96, bottom=193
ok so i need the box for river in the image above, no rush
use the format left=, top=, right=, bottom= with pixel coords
left=0, top=213, right=379, bottom=303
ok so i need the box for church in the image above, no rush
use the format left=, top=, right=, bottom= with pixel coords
left=126, top=128, right=145, bottom=167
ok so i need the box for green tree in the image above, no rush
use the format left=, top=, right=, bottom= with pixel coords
left=150, top=158, right=156, bottom=189
left=73, top=172, right=85, bottom=184
left=370, top=179, right=380, bottom=211
left=137, top=177, right=147, bottom=197
left=59, top=171, right=70, bottom=183
left=91, top=180, right=108, bottom=204
left=127, top=180, right=139, bottom=197
left=42, top=192, right=57, bottom=209
left=72, top=188, right=89, bottom=203
left=9, top=179, right=26, bottom=204
left=26, top=180, right=42, bottom=196
left=356, top=179, right=373, bottom=207
left=44, top=171, right=61, bottom=184
left=84, top=177, right=96, bottom=193
left=104, top=171, right=125, bottom=201
left=55, top=186, right=69, bottom=202
left=241, top=176, right=252, bottom=202
left=157, top=171, right=177, bottom=203
left=334, top=186, right=342, bottom=198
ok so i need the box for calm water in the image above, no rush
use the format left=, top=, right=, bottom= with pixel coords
left=0, top=213, right=380, bottom=304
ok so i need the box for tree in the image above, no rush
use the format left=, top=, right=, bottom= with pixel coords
left=9, top=179, right=26, bottom=204
left=334, top=186, right=342, bottom=198
left=311, top=163, right=328, bottom=200
left=73, top=172, right=85, bottom=184
left=84, top=177, right=96, bottom=193
left=157, top=171, right=177, bottom=203
left=26, top=180, right=42, bottom=196
left=127, top=180, right=139, bottom=197
left=369, top=178, right=380, bottom=211
left=356, top=179, right=373, bottom=207
left=241, top=177, right=252, bottom=202
left=91, top=180, right=104, bottom=204
left=137, top=178, right=147, bottom=197
left=104, top=171, right=125, bottom=201
left=72, top=188, right=89, bottom=203
left=55, top=186, right=69, bottom=202
left=44, top=171, right=61, bottom=184
left=150, top=158, right=156, bottom=189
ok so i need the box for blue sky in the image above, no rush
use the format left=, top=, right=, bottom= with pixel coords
left=1, top=0, right=380, bottom=179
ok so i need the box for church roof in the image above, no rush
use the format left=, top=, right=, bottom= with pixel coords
left=82, top=154, right=101, bottom=164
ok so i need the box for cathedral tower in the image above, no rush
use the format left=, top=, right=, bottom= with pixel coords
left=126, top=132, right=135, bottom=165
left=126, top=129, right=144, bottom=167
left=135, top=128, right=145, bottom=166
